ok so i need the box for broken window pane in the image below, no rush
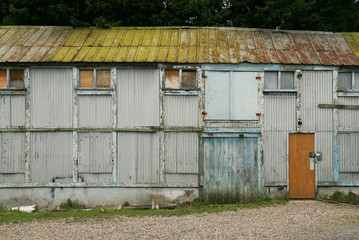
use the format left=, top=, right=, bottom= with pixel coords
left=79, top=70, right=94, bottom=88
left=182, top=70, right=197, bottom=88
left=96, top=70, right=111, bottom=88
left=0, top=70, right=7, bottom=88
left=281, top=72, right=294, bottom=89
left=338, top=72, right=351, bottom=91
left=9, top=69, right=25, bottom=88
left=354, top=72, right=359, bottom=90
left=264, top=72, right=278, bottom=89
left=165, top=70, right=180, bottom=88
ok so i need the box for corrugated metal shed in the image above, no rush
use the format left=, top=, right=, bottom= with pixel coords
left=1, top=26, right=359, bottom=65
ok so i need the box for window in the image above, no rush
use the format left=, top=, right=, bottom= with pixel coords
left=0, top=69, right=25, bottom=89
left=79, top=69, right=111, bottom=89
left=338, top=72, right=359, bottom=91
left=264, top=71, right=294, bottom=90
left=164, top=69, right=197, bottom=89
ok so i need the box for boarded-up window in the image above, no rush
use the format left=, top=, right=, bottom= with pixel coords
left=96, top=70, right=111, bottom=88
left=164, top=69, right=197, bottom=89
left=0, top=70, right=6, bottom=88
left=79, top=69, right=111, bottom=88
left=10, top=69, right=25, bottom=88
left=79, top=70, right=94, bottom=88
left=205, top=71, right=258, bottom=120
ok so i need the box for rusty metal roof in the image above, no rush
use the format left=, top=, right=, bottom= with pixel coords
left=1, top=26, right=359, bottom=66
left=342, top=33, right=359, bottom=61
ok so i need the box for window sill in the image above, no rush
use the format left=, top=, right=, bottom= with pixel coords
left=338, top=91, right=359, bottom=97
left=263, top=89, right=297, bottom=94
left=76, top=88, right=114, bottom=95
left=0, top=88, right=26, bottom=95
left=163, top=89, right=200, bottom=96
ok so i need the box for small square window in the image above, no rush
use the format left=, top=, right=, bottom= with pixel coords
left=79, top=69, right=111, bottom=89
left=0, top=69, right=25, bottom=88
left=264, top=71, right=294, bottom=90
left=338, top=72, right=351, bottom=91
left=164, top=69, right=197, bottom=89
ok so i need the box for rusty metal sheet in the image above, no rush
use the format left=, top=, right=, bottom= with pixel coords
left=0, top=28, right=17, bottom=45
left=290, top=33, right=311, bottom=65
left=19, top=46, right=41, bottom=62
left=31, top=47, right=51, bottom=62
left=226, top=30, right=239, bottom=63
left=253, top=31, right=270, bottom=63
left=341, top=33, right=359, bottom=65
left=243, top=31, right=259, bottom=63
left=307, top=34, right=331, bottom=65
left=316, top=34, right=347, bottom=65
left=298, top=34, right=321, bottom=65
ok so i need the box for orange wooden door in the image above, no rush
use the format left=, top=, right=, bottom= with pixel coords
left=289, top=133, right=315, bottom=198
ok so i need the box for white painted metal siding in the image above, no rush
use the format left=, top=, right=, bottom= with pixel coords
left=164, top=132, right=198, bottom=174
left=78, top=96, right=112, bottom=127
left=0, top=95, right=25, bottom=127
left=117, top=132, right=159, bottom=183
left=30, top=132, right=73, bottom=183
left=164, top=96, right=198, bottom=127
left=316, top=132, right=334, bottom=182
left=338, top=133, right=359, bottom=173
left=338, top=97, right=359, bottom=128
left=30, top=68, right=73, bottom=127
left=78, top=132, right=112, bottom=173
left=165, top=174, right=198, bottom=184
left=301, top=71, right=333, bottom=132
left=264, top=94, right=296, bottom=131
left=263, top=132, right=287, bottom=184
left=0, top=132, right=25, bottom=174
left=117, top=69, right=159, bottom=127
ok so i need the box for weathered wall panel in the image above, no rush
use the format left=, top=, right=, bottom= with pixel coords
left=30, top=68, right=73, bottom=127
left=164, top=96, right=199, bottom=127
left=117, top=132, right=159, bottom=183
left=30, top=132, right=73, bottom=183
left=0, top=96, right=10, bottom=127
left=203, top=135, right=259, bottom=203
left=78, top=96, right=112, bottom=127
left=204, top=121, right=259, bottom=128
left=316, top=132, right=334, bottom=182
left=0, top=132, right=25, bottom=174
left=164, top=132, right=198, bottom=174
left=78, top=132, right=112, bottom=174
left=301, top=71, right=333, bottom=132
left=264, top=94, right=296, bottom=131
left=338, top=133, right=359, bottom=173
left=339, top=173, right=359, bottom=182
left=338, top=97, right=359, bottom=128
left=263, top=132, right=287, bottom=184
left=10, top=95, right=25, bottom=126
left=78, top=173, right=112, bottom=183
left=117, top=69, right=159, bottom=127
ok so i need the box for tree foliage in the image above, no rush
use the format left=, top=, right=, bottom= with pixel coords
left=1, top=0, right=359, bottom=31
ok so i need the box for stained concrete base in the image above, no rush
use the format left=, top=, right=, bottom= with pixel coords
left=0, top=188, right=198, bottom=208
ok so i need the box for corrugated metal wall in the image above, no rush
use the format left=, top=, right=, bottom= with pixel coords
left=338, top=97, right=359, bottom=128
left=0, top=95, right=25, bottom=127
left=301, top=70, right=334, bottom=182
left=0, top=132, right=25, bottom=182
left=117, top=132, right=159, bottom=183
left=30, top=132, right=73, bottom=183
left=78, top=96, right=112, bottom=127
left=338, top=133, right=359, bottom=182
left=263, top=94, right=296, bottom=184
left=117, top=69, right=159, bottom=127
left=164, top=96, right=198, bottom=127
left=78, top=132, right=113, bottom=183
left=30, top=68, right=73, bottom=127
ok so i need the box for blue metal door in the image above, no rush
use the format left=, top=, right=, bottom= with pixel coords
left=202, top=133, right=259, bottom=203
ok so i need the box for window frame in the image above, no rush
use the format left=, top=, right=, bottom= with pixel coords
left=263, top=71, right=296, bottom=92
left=162, top=68, right=199, bottom=91
left=77, top=68, right=113, bottom=90
left=337, top=71, right=359, bottom=92
left=0, top=68, right=26, bottom=91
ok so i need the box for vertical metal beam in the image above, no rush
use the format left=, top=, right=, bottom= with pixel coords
left=198, top=67, right=205, bottom=200
left=111, top=67, right=118, bottom=183
left=197, top=67, right=203, bottom=128
left=24, top=68, right=30, bottom=182
left=72, top=68, right=79, bottom=183
left=257, top=71, right=264, bottom=196
left=333, top=70, right=339, bottom=182
left=159, top=69, right=165, bottom=183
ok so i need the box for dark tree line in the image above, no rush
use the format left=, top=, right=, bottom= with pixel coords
left=1, top=0, right=359, bottom=31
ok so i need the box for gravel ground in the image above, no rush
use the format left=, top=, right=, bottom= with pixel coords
left=1, top=200, right=358, bottom=240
